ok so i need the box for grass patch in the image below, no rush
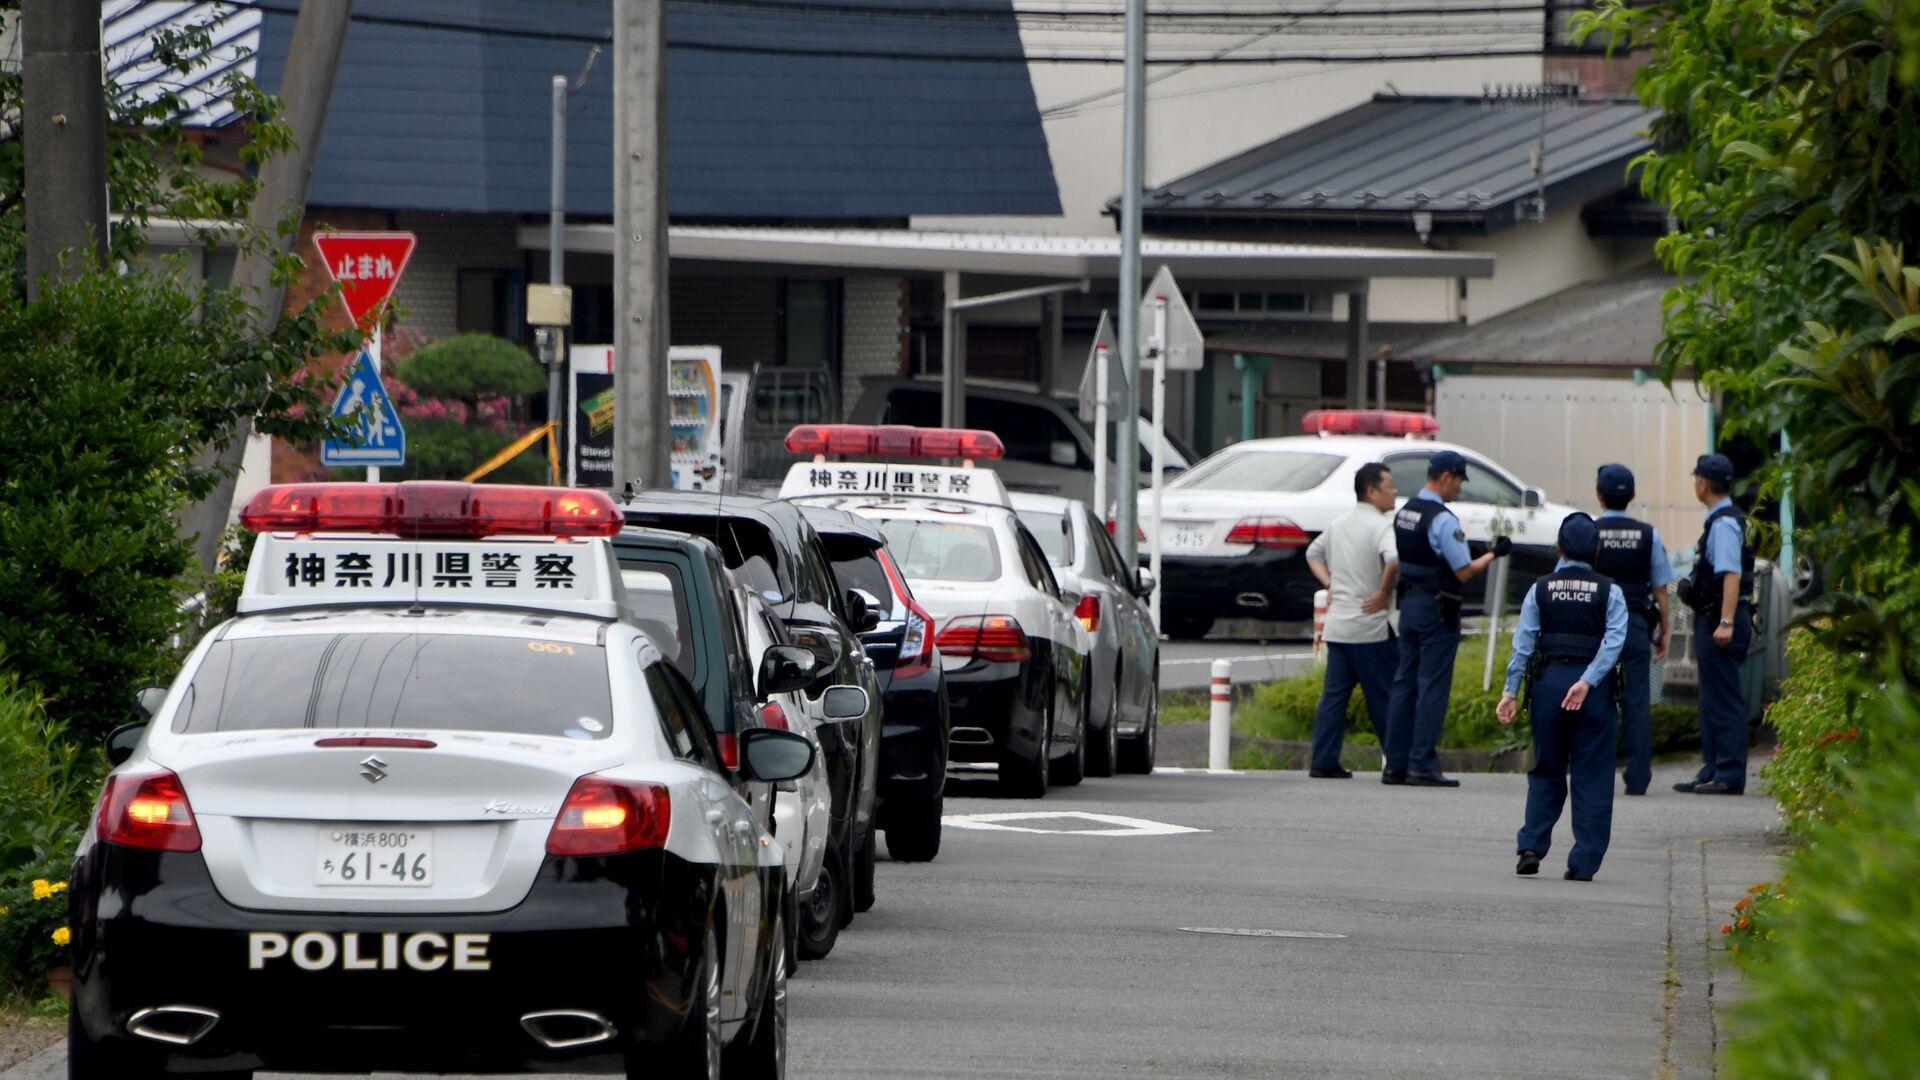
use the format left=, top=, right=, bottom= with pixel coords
left=1159, top=688, right=1208, bottom=726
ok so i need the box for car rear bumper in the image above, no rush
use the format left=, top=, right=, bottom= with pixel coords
left=941, top=660, right=1046, bottom=764
left=69, top=841, right=715, bottom=1075
left=1158, top=546, right=1320, bottom=623
left=876, top=666, right=949, bottom=803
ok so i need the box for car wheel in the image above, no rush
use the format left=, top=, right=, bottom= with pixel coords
left=1164, top=614, right=1212, bottom=640
left=884, top=793, right=943, bottom=862
left=723, top=907, right=788, bottom=1079
left=1119, top=672, right=1158, bottom=775
left=1050, top=685, right=1087, bottom=787
left=648, top=924, right=722, bottom=1080
left=1001, top=700, right=1051, bottom=798
left=796, top=841, right=843, bottom=960
left=67, top=1009, right=233, bottom=1080
left=1087, top=678, right=1119, bottom=778
left=1793, top=553, right=1823, bottom=605
left=852, top=827, right=877, bottom=914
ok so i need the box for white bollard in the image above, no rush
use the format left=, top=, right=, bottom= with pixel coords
left=1312, top=588, right=1329, bottom=664
left=1208, top=658, right=1232, bottom=772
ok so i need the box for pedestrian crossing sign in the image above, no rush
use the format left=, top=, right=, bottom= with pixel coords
left=322, top=350, right=407, bottom=467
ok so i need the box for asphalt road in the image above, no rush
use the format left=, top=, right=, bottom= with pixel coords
left=14, top=761, right=1780, bottom=1080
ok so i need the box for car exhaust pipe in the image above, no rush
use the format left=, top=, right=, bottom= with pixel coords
left=1236, top=592, right=1268, bottom=608
left=127, top=1006, right=220, bottom=1046
left=949, top=726, right=995, bottom=746
left=520, top=1010, right=618, bottom=1050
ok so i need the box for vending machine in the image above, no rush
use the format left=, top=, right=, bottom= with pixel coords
left=667, top=346, right=722, bottom=491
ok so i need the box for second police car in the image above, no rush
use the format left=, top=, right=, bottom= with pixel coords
left=69, top=483, right=810, bottom=1080
left=781, top=425, right=1092, bottom=797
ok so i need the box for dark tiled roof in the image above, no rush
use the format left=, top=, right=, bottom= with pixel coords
left=248, top=0, right=1058, bottom=220
left=1134, top=94, right=1652, bottom=233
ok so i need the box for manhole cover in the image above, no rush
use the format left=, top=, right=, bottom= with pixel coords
left=1177, top=927, right=1348, bottom=940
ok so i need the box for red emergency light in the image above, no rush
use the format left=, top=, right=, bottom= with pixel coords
left=1300, top=410, right=1439, bottom=438
left=240, top=482, right=624, bottom=539
left=784, top=424, right=1005, bottom=461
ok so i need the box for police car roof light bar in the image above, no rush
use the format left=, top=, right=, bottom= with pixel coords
left=784, top=424, right=1005, bottom=462
left=241, top=482, right=624, bottom=539
left=1299, top=410, right=1439, bottom=438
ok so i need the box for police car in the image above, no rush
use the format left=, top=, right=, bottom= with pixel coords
left=1138, top=410, right=1581, bottom=637
left=780, top=425, right=1091, bottom=797
left=69, top=482, right=811, bottom=1080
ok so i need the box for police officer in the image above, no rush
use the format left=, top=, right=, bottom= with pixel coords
left=1674, top=453, right=1755, bottom=795
left=1590, top=465, right=1675, bottom=796
left=1384, top=450, right=1507, bottom=787
left=1497, top=513, right=1627, bottom=881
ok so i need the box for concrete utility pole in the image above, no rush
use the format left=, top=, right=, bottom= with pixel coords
left=548, top=73, right=568, bottom=470
left=613, top=0, right=671, bottom=491
left=1114, top=0, right=1146, bottom=563
left=22, top=0, right=109, bottom=298
left=184, top=0, right=354, bottom=576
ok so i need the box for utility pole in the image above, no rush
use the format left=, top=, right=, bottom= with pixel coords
left=22, top=0, right=109, bottom=298
left=549, top=73, right=568, bottom=479
left=183, top=0, right=354, bottom=576
left=613, top=0, right=671, bottom=491
left=1114, top=0, right=1146, bottom=564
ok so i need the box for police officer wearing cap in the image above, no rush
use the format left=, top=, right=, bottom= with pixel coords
left=1384, top=449, right=1506, bottom=787
left=1497, top=513, right=1628, bottom=881
left=1675, top=454, right=1755, bottom=795
left=1591, top=465, right=1675, bottom=796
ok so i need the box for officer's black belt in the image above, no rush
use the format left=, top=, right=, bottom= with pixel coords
left=1542, top=654, right=1597, bottom=667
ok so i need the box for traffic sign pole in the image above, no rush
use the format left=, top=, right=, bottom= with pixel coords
left=1093, top=342, right=1110, bottom=523
left=366, top=326, right=381, bottom=483
left=1149, top=296, right=1167, bottom=634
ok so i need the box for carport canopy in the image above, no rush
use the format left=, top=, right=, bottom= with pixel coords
left=523, top=224, right=1497, bottom=414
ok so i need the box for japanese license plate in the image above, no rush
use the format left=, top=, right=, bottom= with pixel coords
left=315, top=827, right=433, bottom=887
left=1163, top=523, right=1212, bottom=551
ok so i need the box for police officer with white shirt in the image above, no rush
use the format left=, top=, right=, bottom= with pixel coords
left=1497, top=513, right=1628, bottom=881
left=1590, top=464, right=1675, bottom=796
left=1304, top=462, right=1400, bottom=778
left=1384, top=450, right=1507, bottom=787
left=1674, top=453, right=1755, bottom=795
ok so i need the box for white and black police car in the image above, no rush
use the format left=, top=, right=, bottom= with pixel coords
left=779, top=425, right=1090, bottom=797
left=68, top=482, right=811, bottom=1080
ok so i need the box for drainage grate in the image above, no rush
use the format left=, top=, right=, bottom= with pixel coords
left=1177, top=927, right=1348, bottom=940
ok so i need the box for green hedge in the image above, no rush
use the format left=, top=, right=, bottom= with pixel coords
left=0, top=660, right=99, bottom=1000
left=1758, top=631, right=1862, bottom=837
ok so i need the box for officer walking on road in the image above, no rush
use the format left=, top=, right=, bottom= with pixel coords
left=1590, top=465, right=1675, bottom=796
left=1497, top=513, right=1627, bottom=881
left=1304, top=462, right=1400, bottom=778
left=1674, top=454, right=1755, bottom=796
left=1384, top=450, right=1507, bottom=787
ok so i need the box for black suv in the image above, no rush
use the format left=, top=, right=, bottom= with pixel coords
left=617, top=493, right=888, bottom=922
left=798, top=505, right=950, bottom=862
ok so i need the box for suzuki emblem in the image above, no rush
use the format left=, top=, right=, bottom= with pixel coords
left=359, top=755, right=389, bottom=784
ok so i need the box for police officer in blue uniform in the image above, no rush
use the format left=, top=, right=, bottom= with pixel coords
left=1497, top=513, right=1628, bottom=881
left=1384, top=450, right=1506, bottom=787
left=1674, top=454, right=1755, bottom=795
left=1590, top=465, right=1675, bottom=796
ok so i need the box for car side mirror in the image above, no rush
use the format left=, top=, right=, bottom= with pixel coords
left=820, top=685, right=870, bottom=721
left=1049, top=440, right=1078, bottom=468
left=846, top=588, right=883, bottom=633
left=738, top=727, right=816, bottom=784
left=107, top=721, right=147, bottom=767
left=1523, top=487, right=1545, bottom=509
left=758, top=645, right=817, bottom=697
left=134, top=685, right=168, bottom=719
left=1134, top=567, right=1157, bottom=598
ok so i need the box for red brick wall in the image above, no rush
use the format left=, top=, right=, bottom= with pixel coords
left=1546, top=53, right=1653, bottom=98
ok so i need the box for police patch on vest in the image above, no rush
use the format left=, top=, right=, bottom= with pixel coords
left=1546, top=578, right=1602, bottom=601
left=1597, top=528, right=1643, bottom=550
left=1453, top=530, right=1466, bottom=542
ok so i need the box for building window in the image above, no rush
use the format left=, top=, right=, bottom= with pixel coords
left=457, top=268, right=525, bottom=340
left=779, top=278, right=842, bottom=371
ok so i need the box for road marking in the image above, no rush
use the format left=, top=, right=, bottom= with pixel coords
left=1150, top=767, right=1243, bottom=776
left=1177, top=928, right=1348, bottom=940
left=1161, top=652, right=1314, bottom=666
left=942, top=811, right=1208, bottom=837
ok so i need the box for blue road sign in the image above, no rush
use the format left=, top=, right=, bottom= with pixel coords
left=322, top=350, right=406, bottom=467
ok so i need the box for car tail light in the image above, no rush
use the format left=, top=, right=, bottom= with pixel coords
left=878, top=548, right=935, bottom=679
left=1075, top=593, right=1101, bottom=633
left=546, top=776, right=671, bottom=857
left=758, top=701, right=789, bottom=731
left=1225, top=517, right=1311, bottom=549
left=1105, top=519, right=1146, bottom=542
left=1299, top=410, right=1439, bottom=438
left=936, top=615, right=1030, bottom=663
left=715, top=733, right=740, bottom=771
left=98, top=770, right=201, bottom=852
left=240, top=482, right=623, bottom=538
left=314, top=737, right=438, bottom=749
left=783, top=424, right=1005, bottom=461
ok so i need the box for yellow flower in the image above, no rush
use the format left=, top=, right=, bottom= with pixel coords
left=51, top=927, right=71, bottom=947
left=30, top=879, right=51, bottom=900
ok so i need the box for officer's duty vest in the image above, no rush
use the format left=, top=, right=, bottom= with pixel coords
left=1394, top=496, right=1447, bottom=589
left=1688, top=504, right=1755, bottom=610
left=1533, top=566, right=1613, bottom=665
left=1593, top=516, right=1656, bottom=616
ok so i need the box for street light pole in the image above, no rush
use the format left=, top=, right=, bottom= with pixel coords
left=549, top=73, right=569, bottom=482
left=1115, top=0, right=1146, bottom=565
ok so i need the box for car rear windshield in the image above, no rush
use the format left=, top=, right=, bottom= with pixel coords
left=620, top=563, right=697, bottom=681
left=877, top=520, right=1001, bottom=583
left=172, top=633, right=613, bottom=740
left=1014, top=510, right=1072, bottom=566
left=1174, top=450, right=1343, bottom=493
left=818, top=536, right=903, bottom=619
left=627, top=513, right=788, bottom=602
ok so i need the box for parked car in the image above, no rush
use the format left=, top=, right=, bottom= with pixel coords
left=797, top=504, right=950, bottom=861
left=1010, top=491, right=1160, bottom=775
left=1138, top=411, right=1581, bottom=636
left=618, top=491, right=889, bottom=915
left=848, top=376, right=1197, bottom=507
